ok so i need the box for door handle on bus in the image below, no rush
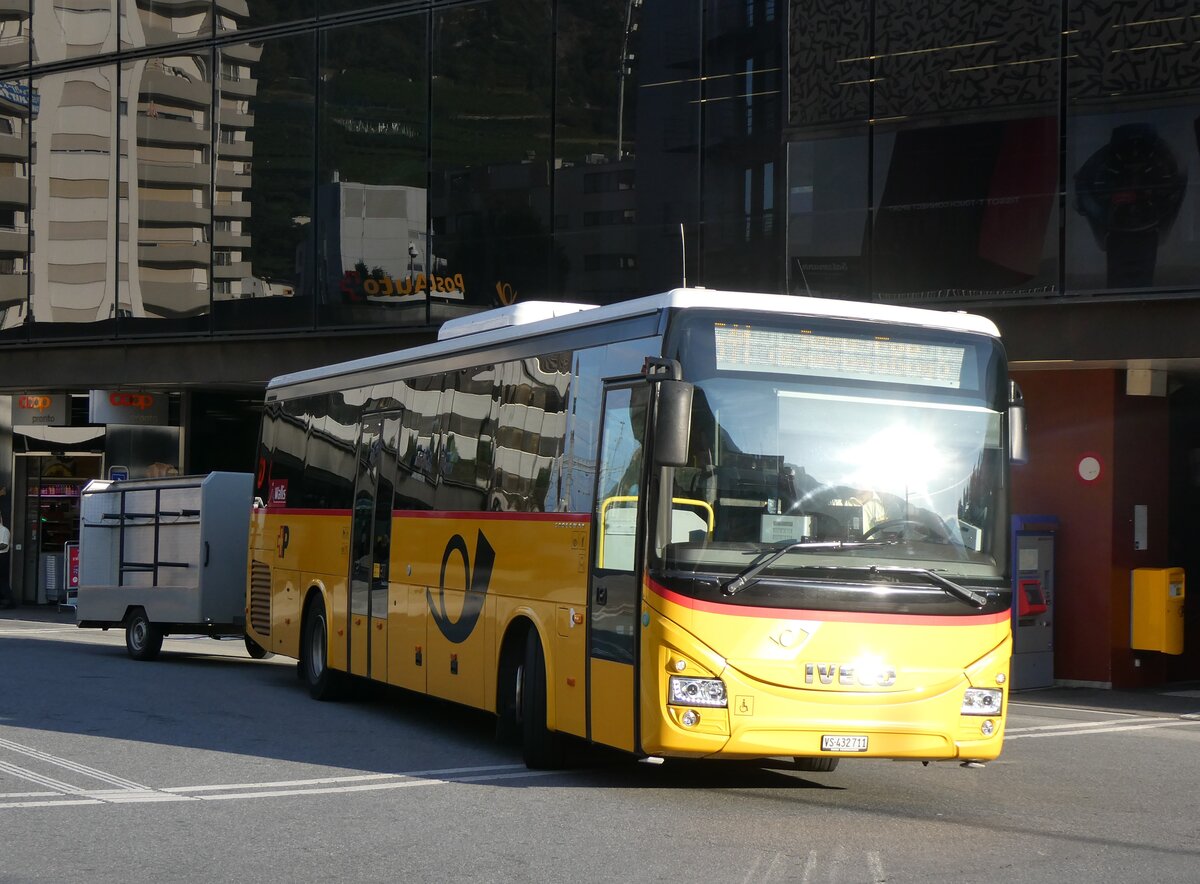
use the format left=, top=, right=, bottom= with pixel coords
left=595, top=585, right=608, bottom=606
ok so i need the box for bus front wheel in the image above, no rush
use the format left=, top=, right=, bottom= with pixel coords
left=520, top=629, right=564, bottom=769
left=301, top=598, right=344, bottom=701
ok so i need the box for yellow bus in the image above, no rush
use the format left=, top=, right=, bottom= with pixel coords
left=246, top=289, right=1023, bottom=770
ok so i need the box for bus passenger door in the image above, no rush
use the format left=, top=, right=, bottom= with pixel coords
left=348, top=410, right=401, bottom=681
left=588, top=383, right=649, bottom=752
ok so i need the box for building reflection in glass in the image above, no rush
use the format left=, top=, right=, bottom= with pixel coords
left=0, top=78, right=29, bottom=333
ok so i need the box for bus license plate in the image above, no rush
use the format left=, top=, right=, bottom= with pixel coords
left=821, top=735, right=868, bottom=752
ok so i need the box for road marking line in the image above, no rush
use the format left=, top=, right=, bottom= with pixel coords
left=799, top=850, right=817, bottom=884
left=1007, top=720, right=1200, bottom=739
left=1007, top=717, right=1174, bottom=733
left=161, top=763, right=526, bottom=793
left=0, top=798, right=105, bottom=810
left=0, top=763, right=560, bottom=811
left=0, top=759, right=88, bottom=795
left=867, top=851, right=886, bottom=883
left=0, top=737, right=147, bottom=791
left=1009, top=702, right=1140, bottom=717
left=193, top=768, right=559, bottom=801
left=0, top=791, right=59, bottom=799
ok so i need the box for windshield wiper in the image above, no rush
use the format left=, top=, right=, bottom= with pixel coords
left=869, top=566, right=987, bottom=608
left=722, top=540, right=894, bottom=596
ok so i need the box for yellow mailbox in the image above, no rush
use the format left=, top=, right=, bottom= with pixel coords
left=1131, top=568, right=1185, bottom=655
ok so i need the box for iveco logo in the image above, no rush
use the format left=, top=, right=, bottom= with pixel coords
left=804, top=662, right=897, bottom=687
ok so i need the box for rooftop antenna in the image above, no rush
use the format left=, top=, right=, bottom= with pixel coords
left=679, top=222, right=687, bottom=288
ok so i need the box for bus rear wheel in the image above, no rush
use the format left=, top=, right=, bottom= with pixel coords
left=794, top=756, right=839, bottom=772
left=520, top=629, right=564, bottom=769
left=301, top=598, right=344, bottom=701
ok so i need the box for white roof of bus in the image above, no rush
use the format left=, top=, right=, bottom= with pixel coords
left=268, top=288, right=1001, bottom=392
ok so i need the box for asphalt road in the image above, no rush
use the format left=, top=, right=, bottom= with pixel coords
left=2, top=613, right=1198, bottom=883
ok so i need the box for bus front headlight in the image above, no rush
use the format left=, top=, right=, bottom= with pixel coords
left=961, top=688, right=1003, bottom=716
left=669, top=676, right=727, bottom=708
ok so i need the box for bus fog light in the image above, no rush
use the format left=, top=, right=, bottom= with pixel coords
left=669, top=676, right=727, bottom=708
left=981, top=719, right=995, bottom=736
left=681, top=710, right=700, bottom=728
left=962, top=688, right=1003, bottom=716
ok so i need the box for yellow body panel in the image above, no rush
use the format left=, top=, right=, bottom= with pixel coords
left=641, top=586, right=1011, bottom=761
left=590, top=658, right=635, bottom=751
left=247, top=507, right=1010, bottom=763
left=248, top=509, right=588, bottom=724
left=387, top=584, right=427, bottom=692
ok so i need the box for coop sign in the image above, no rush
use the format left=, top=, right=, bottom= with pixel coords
left=11, top=392, right=69, bottom=426
left=89, top=390, right=168, bottom=426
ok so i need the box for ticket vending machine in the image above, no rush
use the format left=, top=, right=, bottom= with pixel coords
left=1011, top=515, right=1058, bottom=690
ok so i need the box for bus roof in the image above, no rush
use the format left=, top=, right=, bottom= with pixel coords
left=268, top=288, right=1001, bottom=394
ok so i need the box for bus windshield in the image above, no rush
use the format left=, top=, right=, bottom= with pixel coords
left=660, top=315, right=1008, bottom=583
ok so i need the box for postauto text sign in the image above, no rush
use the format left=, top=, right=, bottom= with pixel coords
left=11, top=393, right=69, bottom=426
left=88, top=390, right=168, bottom=426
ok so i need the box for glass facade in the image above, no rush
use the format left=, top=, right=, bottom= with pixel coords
left=0, top=0, right=1194, bottom=346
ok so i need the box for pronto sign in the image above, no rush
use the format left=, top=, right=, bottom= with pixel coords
left=89, top=390, right=168, bottom=426
left=12, top=393, right=69, bottom=426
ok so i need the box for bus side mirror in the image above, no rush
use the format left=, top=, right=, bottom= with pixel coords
left=654, top=380, right=694, bottom=467
left=1009, top=381, right=1029, bottom=465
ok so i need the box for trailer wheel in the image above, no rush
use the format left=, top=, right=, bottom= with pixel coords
left=301, top=597, right=344, bottom=701
left=520, top=629, right=564, bottom=769
left=244, top=636, right=273, bottom=659
left=794, top=756, right=839, bottom=772
left=125, top=608, right=163, bottom=661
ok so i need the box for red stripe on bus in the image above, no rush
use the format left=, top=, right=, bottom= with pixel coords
left=263, top=507, right=350, bottom=517
left=263, top=507, right=591, bottom=523
left=646, top=578, right=1009, bottom=626
left=394, top=510, right=592, bottom=522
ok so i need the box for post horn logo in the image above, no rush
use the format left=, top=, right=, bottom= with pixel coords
left=428, top=530, right=495, bottom=644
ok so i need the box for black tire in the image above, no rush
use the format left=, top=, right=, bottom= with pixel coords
left=494, top=631, right=523, bottom=746
left=520, top=629, right=564, bottom=769
left=244, top=635, right=273, bottom=659
left=301, top=597, right=344, bottom=701
left=125, top=609, right=163, bottom=661
left=794, top=756, right=840, bottom=772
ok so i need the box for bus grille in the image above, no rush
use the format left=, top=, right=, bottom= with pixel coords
left=249, top=559, right=271, bottom=636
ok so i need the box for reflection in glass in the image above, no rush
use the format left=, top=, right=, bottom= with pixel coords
left=701, top=1, right=784, bottom=292
left=786, top=135, right=868, bottom=298
left=872, top=118, right=1059, bottom=302
left=431, top=1, right=553, bottom=312
left=215, top=0, right=312, bottom=35
left=553, top=0, right=639, bottom=302
left=122, top=0, right=212, bottom=49
left=32, top=0, right=116, bottom=64
left=317, top=16, right=428, bottom=328
left=0, top=76, right=29, bottom=334
left=1068, top=113, right=1194, bottom=294
left=0, top=1, right=30, bottom=72
left=30, top=66, right=118, bottom=329
left=120, top=52, right=213, bottom=331
left=213, top=34, right=314, bottom=331
left=632, top=0, right=701, bottom=293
